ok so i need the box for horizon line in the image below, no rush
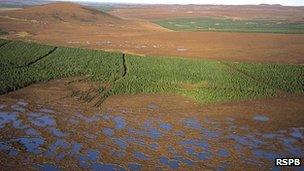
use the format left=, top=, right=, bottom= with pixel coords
left=53, top=0, right=304, bottom=7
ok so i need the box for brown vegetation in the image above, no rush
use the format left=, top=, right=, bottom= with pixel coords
left=1, top=2, right=304, bottom=63
left=110, top=4, right=304, bottom=22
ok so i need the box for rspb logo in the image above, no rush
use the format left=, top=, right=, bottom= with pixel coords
left=275, top=158, right=301, bottom=166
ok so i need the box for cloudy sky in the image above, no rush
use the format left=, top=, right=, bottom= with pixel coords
left=56, top=0, right=304, bottom=6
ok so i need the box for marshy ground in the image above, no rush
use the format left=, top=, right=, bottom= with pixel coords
left=0, top=2, right=304, bottom=170
left=0, top=79, right=303, bottom=170
left=0, top=36, right=303, bottom=171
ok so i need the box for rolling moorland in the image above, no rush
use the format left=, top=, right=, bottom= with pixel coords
left=0, top=1, right=304, bottom=170
left=1, top=3, right=304, bottom=63
left=109, top=4, right=304, bottom=22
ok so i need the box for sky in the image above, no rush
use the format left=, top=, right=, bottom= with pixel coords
left=56, top=0, right=304, bottom=6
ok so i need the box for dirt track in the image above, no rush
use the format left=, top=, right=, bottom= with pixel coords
left=1, top=3, right=304, bottom=63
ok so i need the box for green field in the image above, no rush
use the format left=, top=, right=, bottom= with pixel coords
left=1, top=39, right=303, bottom=104
left=0, top=4, right=22, bottom=8
left=154, top=17, right=304, bottom=34
left=110, top=56, right=277, bottom=103
left=0, top=40, right=123, bottom=96
left=0, top=41, right=55, bottom=69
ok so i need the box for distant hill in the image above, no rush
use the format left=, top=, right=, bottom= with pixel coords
left=0, top=0, right=52, bottom=7
left=259, top=4, right=283, bottom=7
left=0, top=2, right=123, bottom=24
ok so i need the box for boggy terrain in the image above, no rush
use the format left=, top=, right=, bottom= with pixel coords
left=1, top=78, right=303, bottom=170
left=0, top=2, right=304, bottom=170
left=0, top=3, right=304, bottom=63
left=0, top=39, right=303, bottom=170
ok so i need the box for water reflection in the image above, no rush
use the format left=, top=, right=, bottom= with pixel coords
left=253, top=114, right=269, bottom=122
left=133, top=151, right=150, bottom=160
left=218, top=149, right=229, bottom=158
left=38, top=163, right=60, bottom=171
left=91, top=163, right=125, bottom=171
left=0, top=100, right=303, bottom=170
left=159, top=157, right=180, bottom=169
left=128, top=163, right=142, bottom=171
left=103, top=128, right=114, bottom=137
